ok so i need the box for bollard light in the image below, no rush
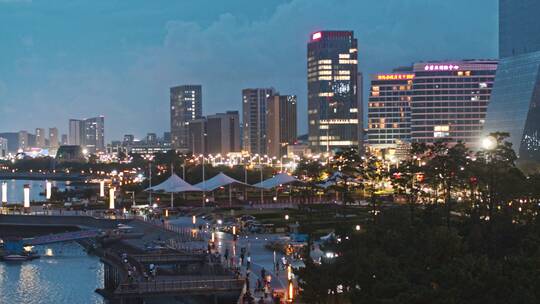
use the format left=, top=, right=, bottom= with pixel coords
left=165, top=209, right=169, bottom=217
left=46, top=180, right=52, bottom=200
left=100, top=180, right=105, bottom=197
left=192, top=215, right=196, bottom=224
left=355, top=224, right=361, bottom=231
left=1, top=182, right=7, bottom=204
left=285, top=214, right=290, bottom=221
left=232, top=226, right=236, bottom=235
left=288, top=280, right=294, bottom=302
left=109, top=187, right=115, bottom=209
left=23, top=184, right=30, bottom=208
left=211, top=232, right=215, bottom=243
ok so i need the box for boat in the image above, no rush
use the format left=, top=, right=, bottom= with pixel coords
left=1, top=254, right=40, bottom=262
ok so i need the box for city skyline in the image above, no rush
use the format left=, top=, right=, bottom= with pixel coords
left=0, top=0, right=497, bottom=140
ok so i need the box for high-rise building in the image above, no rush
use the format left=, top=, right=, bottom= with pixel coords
left=35, top=128, right=46, bottom=148
left=484, top=0, right=540, bottom=162
left=49, top=127, right=59, bottom=149
left=146, top=133, right=158, bottom=145
left=188, top=118, right=207, bottom=155
left=69, top=119, right=83, bottom=146
left=266, top=95, right=298, bottom=157
left=368, top=70, right=415, bottom=149
left=83, top=116, right=105, bottom=153
left=207, top=111, right=241, bottom=155
left=242, top=88, right=275, bottom=154
left=499, top=0, right=540, bottom=58
left=0, top=133, right=18, bottom=153
left=18, top=130, right=28, bottom=151
left=307, top=31, right=361, bottom=153
left=0, top=138, right=7, bottom=157
left=170, top=85, right=202, bottom=151
left=411, top=60, right=498, bottom=148
left=61, top=134, right=68, bottom=145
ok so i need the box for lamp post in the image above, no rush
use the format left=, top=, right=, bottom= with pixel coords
left=482, top=135, right=497, bottom=220
left=201, top=154, right=206, bottom=208
left=259, top=154, right=264, bottom=205
left=45, top=180, right=52, bottom=200
left=1, top=181, right=7, bottom=206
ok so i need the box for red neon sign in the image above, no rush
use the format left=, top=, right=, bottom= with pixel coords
left=376, top=74, right=415, bottom=81
left=312, top=32, right=322, bottom=40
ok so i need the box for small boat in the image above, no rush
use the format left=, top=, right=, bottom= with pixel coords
left=1, top=251, right=40, bottom=262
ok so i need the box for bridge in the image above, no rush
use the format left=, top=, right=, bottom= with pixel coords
left=25, top=229, right=101, bottom=246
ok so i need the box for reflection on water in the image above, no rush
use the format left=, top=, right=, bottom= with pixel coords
left=0, top=242, right=104, bottom=304
left=0, top=179, right=70, bottom=204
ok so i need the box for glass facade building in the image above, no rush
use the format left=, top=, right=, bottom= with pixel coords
left=499, top=0, right=540, bottom=58
left=484, top=52, right=540, bottom=160
left=307, top=31, right=361, bottom=153
left=484, top=0, right=540, bottom=161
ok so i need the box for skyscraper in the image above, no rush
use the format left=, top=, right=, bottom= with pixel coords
left=411, top=60, right=498, bottom=147
left=266, top=94, right=297, bottom=157
left=170, top=85, right=202, bottom=151
left=61, top=134, right=68, bottom=145
left=69, top=119, right=83, bottom=146
left=49, top=127, right=59, bottom=149
left=35, top=128, right=46, bottom=148
left=242, top=88, right=275, bottom=155
left=207, top=111, right=241, bottom=155
left=368, top=71, right=415, bottom=149
left=307, top=31, right=361, bottom=153
left=18, top=130, right=28, bottom=151
left=484, top=0, right=540, bottom=161
left=83, top=116, right=105, bottom=153
left=188, top=118, right=207, bottom=155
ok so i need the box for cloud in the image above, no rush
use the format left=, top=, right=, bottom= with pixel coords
left=0, top=0, right=497, bottom=140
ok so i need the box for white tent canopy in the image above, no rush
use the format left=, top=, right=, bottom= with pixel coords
left=194, top=172, right=250, bottom=192
left=252, top=173, right=301, bottom=190
left=145, top=173, right=202, bottom=193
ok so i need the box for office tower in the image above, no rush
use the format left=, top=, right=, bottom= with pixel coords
left=411, top=60, right=498, bottom=147
left=207, top=111, right=241, bottom=155
left=266, top=95, right=298, bottom=157
left=242, top=88, right=275, bottom=154
left=61, top=134, right=68, bottom=145
left=84, top=116, right=105, bottom=153
left=123, top=134, right=135, bottom=146
left=35, top=128, right=46, bottom=148
left=307, top=31, right=360, bottom=153
left=188, top=118, right=207, bottom=155
left=146, top=133, right=158, bottom=145
left=18, top=130, right=28, bottom=151
left=49, top=127, right=59, bottom=149
left=170, top=85, right=202, bottom=151
left=484, top=0, right=540, bottom=161
left=368, top=71, right=415, bottom=149
left=0, top=138, right=7, bottom=157
left=69, top=119, right=83, bottom=146
left=163, top=132, right=171, bottom=143
left=0, top=133, right=18, bottom=153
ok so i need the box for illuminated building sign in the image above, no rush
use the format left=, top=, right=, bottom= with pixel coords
left=423, top=64, right=460, bottom=71
left=312, top=32, right=322, bottom=40
left=376, top=74, right=415, bottom=81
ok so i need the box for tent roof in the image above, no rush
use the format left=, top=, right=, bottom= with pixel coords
left=252, top=173, right=301, bottom=189
left=194, top=172, right=250, bottom=191
left=145, top=174, right=202, bottom=193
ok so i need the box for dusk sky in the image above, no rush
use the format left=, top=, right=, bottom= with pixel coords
left=0, top=0, right=497, bottom=140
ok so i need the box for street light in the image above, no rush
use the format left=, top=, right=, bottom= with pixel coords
left=482, top=136, right=497, bottom=150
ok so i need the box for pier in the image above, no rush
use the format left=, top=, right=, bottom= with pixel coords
left=0, top=213, right=244, bottom=303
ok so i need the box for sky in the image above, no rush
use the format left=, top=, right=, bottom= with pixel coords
left=0, top=0, right=498, bottom=141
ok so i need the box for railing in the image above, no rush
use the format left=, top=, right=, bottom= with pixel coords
left=116, top=278, right=244, bottom=294
left=130, top=253, right=205, bottom=264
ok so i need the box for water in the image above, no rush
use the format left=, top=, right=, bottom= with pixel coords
left=0, top=179, right=71, bottom=204
left=0, top=242, right=105, bottom=304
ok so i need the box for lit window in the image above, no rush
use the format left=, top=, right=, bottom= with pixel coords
left=339, top=54, right=351, bottom=59
left=318, top=76, right=332, bottom=81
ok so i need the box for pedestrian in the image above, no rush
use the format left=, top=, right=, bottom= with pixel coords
left=256, top=279, right=262, bottom=291
left=246, top=254, right=251, bottom=269
left=224, top=248, right=229, bottom=264
left=240, top=252, right=245, bottom=265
